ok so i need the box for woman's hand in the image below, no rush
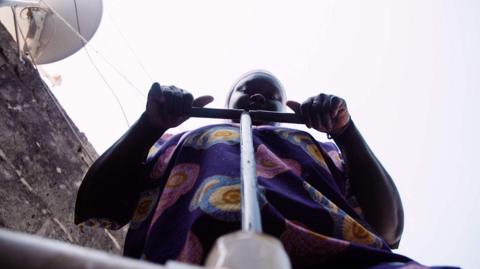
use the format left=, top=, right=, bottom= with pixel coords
left=287, top=93, right=351, bottom=135
left=145, top=82, right=214, bottom=130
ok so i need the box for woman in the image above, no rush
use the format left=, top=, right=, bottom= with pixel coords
left=75, top=71, right=447, bottom=268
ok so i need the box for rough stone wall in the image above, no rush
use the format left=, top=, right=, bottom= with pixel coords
left=0, top=22, right=126, bottom=253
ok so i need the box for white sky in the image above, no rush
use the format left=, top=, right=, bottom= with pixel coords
left=26, top=0, right=480, bottom=268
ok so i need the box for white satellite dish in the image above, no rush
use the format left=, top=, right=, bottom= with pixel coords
left=0, top=0, right=102, bottom=64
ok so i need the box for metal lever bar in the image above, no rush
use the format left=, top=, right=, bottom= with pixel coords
left=190, top=107, right=303, bottom=124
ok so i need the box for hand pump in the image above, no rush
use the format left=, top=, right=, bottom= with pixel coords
left=194, top=108, right=302, bottom=269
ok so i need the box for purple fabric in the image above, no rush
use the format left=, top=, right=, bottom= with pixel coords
left=108, top=124, right=457, bottom=269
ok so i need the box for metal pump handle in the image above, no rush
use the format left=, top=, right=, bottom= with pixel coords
left=190, top=107, right=303, bottom=124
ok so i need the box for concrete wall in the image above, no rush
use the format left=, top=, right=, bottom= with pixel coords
left=0, top=22, right=126, bottom=254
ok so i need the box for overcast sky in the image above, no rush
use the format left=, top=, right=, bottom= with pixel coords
left=19, top=0, right=480, bottom=268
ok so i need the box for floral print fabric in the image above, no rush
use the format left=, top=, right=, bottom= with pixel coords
left=85, top=124, right=456, bottom=269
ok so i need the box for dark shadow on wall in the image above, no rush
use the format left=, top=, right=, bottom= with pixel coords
left=0, top=22, right=126, bottom=254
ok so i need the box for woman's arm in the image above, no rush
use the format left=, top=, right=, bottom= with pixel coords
left=287, top=94, right=404, bottom=248
left=75, top=83, right=213, bottom=226
left=333, top=121, right=403, bottom=248
left=74, top=113, right=167, bottom=226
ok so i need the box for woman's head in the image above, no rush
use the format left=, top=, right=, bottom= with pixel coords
left=226, top=70, right=286, bottom=113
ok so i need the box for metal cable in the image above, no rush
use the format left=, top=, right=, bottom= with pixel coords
left=15, top=7, right=96, bottom=164
left=105, top=8, right=154, bottom=84
left=72, top=0, right=130, bottom=128
left=39, top=0, right=147, bottom=99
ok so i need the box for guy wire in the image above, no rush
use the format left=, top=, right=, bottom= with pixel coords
left=39, top=0, right=147, bottom=99
left=73, top=0, right=130, bottom=128
left=15, top=10, right=96, bottom=164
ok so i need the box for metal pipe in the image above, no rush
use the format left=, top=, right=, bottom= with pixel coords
left=10, top=6, right=24, bottom=63
left=0, top=228, right=169, bottom=269
left=190, top=107, right=303, bottom=124
left=239, top=112, right=262, bottom=233
left=0, top=0, right=40, bottom=7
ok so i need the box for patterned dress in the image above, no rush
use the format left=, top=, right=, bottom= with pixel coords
left=80, top=124, right=457, bottom=269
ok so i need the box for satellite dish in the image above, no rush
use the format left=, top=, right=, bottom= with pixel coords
left=0, top=0, right=102, bottom=64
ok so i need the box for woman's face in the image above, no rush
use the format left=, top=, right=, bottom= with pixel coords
left=228, top=74, right=285, bottom=111
left=227, top=73, right=286, bottom=125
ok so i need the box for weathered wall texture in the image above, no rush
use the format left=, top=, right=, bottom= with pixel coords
left=0, top=22, right=126, bottom=253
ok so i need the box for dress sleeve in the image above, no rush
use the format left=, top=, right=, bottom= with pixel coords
left=74, top=133, right=178, bottom=230
left=319, top=141, right=365, bottom=218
